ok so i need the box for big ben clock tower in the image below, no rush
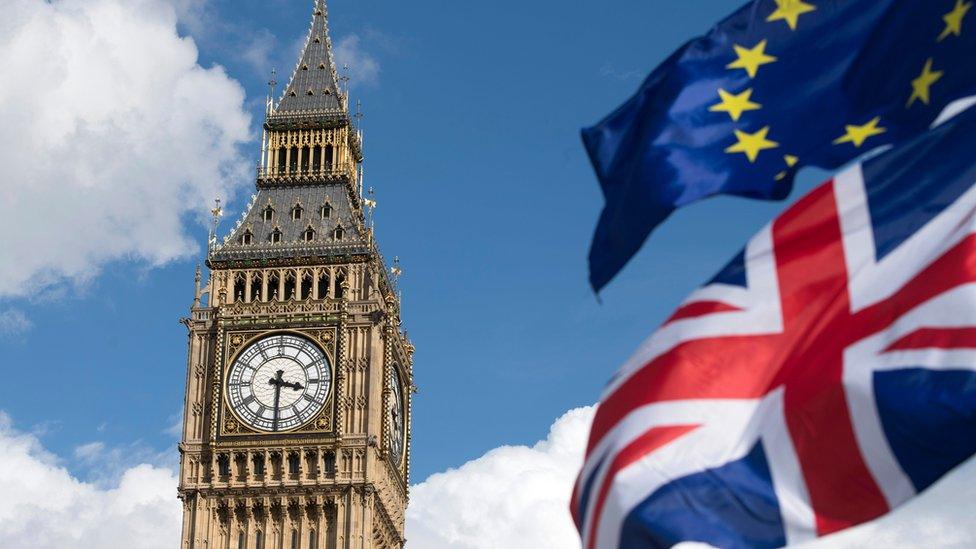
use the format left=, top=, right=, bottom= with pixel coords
left=177, top=2, right=414, bottom=548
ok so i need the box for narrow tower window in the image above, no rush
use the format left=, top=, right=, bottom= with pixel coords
left=250, top=273, right=261, bottom=302
left=312, top=145, right=322, bottom=172
left=218, top=454, right=230, bottom=477
left=234, top=274, right=246, bottom=304
left=240, top=230, right=253, bottom=245
left=284, top=273, right=297, bottom=301
left=333, top=225, right=344, bottom=241
left=268, top=272, right=280, bottom=301
left=288, top=453, right=300, bottom=475
left=263, top=206, right=275, bottom=222
left=291, top=530, right=299, bottom=549
left=303, top=227, right=316, bottom=242
left=324, top=451, right=336, bottom=475
left=317, top=271, right=330, bottom=299
left=270, top=229, right=282, bottom=244
left=300, top=272, right=313, bottom=300
left=324, top=145, right=334, bottom=168
left=256, top=531, right=264, bottom=549
left=309, top=531, right=317, bottom=549
left=320, top=203, right=332, bottom=219
left=292, top=204, right=304, bottom=220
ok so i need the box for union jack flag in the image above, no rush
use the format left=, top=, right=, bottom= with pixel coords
left=572, top=106, right=976, bottom=548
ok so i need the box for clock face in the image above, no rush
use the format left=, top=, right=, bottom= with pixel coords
left=389, top=367, right=405, bottom=463
left=226, top=333, right=331, bottom=433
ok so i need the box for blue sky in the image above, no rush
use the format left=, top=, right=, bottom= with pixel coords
left=0, top=0, right=831, bottom=483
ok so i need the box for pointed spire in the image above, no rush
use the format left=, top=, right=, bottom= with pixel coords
left=272, top=0, right=344, bottom=116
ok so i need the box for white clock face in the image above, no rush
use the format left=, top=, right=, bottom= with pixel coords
left=389, top=367, right=405, bottom=463
left=226, top=334, right=331, bottom=432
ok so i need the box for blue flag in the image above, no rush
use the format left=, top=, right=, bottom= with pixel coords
left=585, top=0, right=976, bottom=292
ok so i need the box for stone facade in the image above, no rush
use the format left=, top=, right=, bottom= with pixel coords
left=177, top=3, right=413, bottom=548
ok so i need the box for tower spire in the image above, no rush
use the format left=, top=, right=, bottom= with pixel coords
left=271, top=0, right=343, bottom=117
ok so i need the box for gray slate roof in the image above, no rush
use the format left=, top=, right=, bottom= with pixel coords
left=274, top=0, right=343, bottom=115
left=212, top=183, right=367, bottom=263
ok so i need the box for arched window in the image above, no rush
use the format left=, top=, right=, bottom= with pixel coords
left=283, top=273, right=297, bottom=301
left=291, top=530, right=299, bottom=549
left=268, top=272, right=280, bottom=301
left=300, top=272, right=313, bottom=300
left=309, top=530, right=317, bottom=549
left=317, top=271, right=330, bottom=299
left=303, top=227, right=316, bottom=243
left=240, top=230, right=253, bottom=245
left=249, top=273, right=261, bottom=302
left=320, top=203, right=332, bottom=219
left=292, top=204, right=304, bottom=220
left=333, top=225, right=344, bottom=241
left=239, top=531, right=246, bottom=549
left=270, top=229, right=282, bottom=244
left=255, top=531, right=264, bottom=549
left=233, top=274, right=246, bottom=304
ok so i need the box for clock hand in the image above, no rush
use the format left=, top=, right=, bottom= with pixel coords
left=268, top=369, right=286, bottom=431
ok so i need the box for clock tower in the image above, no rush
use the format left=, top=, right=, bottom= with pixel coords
left=177, top=2, right=414, bottom=548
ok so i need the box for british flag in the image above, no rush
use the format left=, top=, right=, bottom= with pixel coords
left=572, top=106, right=976, bottom=549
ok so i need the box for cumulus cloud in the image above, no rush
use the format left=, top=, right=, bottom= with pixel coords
left=0, top=309, right=32, bottom=337
left=334, top=34, right=381, bottom=88
left=0, top=0, right=251, bottom=299
left=405, top=406, right=595, bottom=549
left=1, top=402, right=975, bottom=548
left=0, top=412, right=180, bottom=549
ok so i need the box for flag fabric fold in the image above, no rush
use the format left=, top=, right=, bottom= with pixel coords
left=574, top=103, right=976, bottom=548
left=586, top=0, right=976, bottom=292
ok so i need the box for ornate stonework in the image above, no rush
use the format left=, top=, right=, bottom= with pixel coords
left=177, top=2, right=412, bottom=548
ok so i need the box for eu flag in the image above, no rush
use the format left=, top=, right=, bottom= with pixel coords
left=585, top=0, right=976, bottom=292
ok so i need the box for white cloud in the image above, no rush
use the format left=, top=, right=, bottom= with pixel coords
left=0, top=0, right=251, bottom=299
left=405, top=406, right=594, bottom=549
left=0, top=402, right=975, bottom=548
left=334, top=34, right=381, bottom=88
left=0, top=309, right=32, bottom=337
left=0, top=412, right=180, bottom=549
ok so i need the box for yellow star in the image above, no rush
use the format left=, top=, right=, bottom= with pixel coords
left=709, top=88, right=762, bottom=121
left=727, top=40, right=778, bottom=79
left=776, top=156, right=800, bottom=181
left=767, top=0, right=817, bottom=30
left=907, top=58, right=944, bottom=107
left=725, top=126, right=779, bottom=162
left=833, top=117, right=887, bottom=148
left=939, top=0, right=972, bottom=41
